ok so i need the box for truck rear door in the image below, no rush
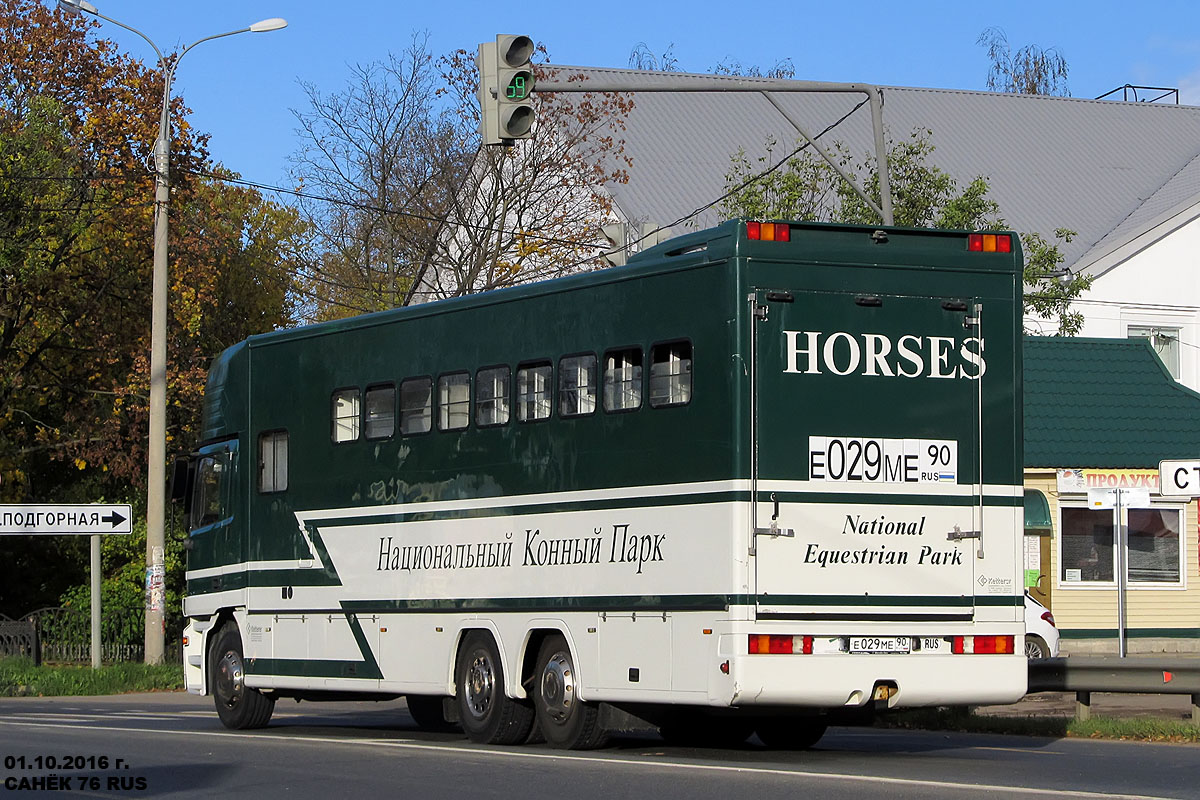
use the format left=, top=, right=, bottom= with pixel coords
left=751, top=287, right=985, bottom=622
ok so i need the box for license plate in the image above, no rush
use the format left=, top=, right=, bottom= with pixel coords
left=849, top=636, right=911, bottom=654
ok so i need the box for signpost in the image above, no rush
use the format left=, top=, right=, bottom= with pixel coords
left=1087, top=488, right=1152, bottom=657
left=0, top=504, right=133, bottom=668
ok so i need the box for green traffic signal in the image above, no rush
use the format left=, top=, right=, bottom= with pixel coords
left=506, top=71, right=532, bottom=101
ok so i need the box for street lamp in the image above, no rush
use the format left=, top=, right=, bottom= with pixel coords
left=57, top=0, right=286, bottom=664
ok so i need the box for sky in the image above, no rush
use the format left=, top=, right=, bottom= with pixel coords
left=53, top=0, right=1200, bottom=190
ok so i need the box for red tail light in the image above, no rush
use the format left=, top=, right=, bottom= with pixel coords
left=967, top=233, right=1012, bottom=253
left=747, top=222, right=790, bottom=242
left=748, top=634, right=812, bottom=654
left=952, top=635, right=1015, bottom=654
left=1041, top=611, right=1056, bottom=627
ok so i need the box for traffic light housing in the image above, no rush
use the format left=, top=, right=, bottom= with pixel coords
left=601, top=223, right=627, bottom=267
left=477, top=34, right=535, bottom=146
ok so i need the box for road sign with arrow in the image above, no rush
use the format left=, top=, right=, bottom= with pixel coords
left=0, top=504, right=133, bottom=535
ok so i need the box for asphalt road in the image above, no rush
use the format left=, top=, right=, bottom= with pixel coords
left=1, top=693, right=1198, bottom=799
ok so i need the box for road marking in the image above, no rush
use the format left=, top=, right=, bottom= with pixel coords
left=0, top=719, right=1175, bottom=799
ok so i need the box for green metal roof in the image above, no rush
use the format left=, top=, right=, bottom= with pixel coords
left=1024, top=336, right=1200, bottom=468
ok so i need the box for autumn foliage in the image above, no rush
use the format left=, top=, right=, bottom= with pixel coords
left=0, top=0, right=304, bottom=505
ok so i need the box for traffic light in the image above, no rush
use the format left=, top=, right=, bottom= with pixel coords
left=477, top=34, right=535, bottom=146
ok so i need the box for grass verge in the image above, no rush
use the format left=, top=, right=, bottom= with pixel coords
left=0, top=657, right=184, bottom=697
left=880, top=706, right=1200, bottom=743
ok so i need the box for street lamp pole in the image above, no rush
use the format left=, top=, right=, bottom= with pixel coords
left=57, top=0, right=286, bottom=664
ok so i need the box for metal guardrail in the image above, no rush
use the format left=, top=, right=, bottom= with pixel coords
left=1029, top=657, right=1200, bottom=722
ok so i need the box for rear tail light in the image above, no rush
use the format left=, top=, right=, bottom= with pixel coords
left=748, top=634, right=813, bottom=654
left=747, top=222, right=790, bottom=242
left=1041, top=611, right=1056, bottom=627
left=952, top=635, right=1014, bottom=654
left=967, top=233, right=1012, bottom=253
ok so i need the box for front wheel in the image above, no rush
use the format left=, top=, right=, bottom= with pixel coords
left=211, top=622, right=275, bottom=729
left=532, top=635, right=607, bottom=750
left=455, top=631, right=534, bottom=745
left=405, top=695, right=458, bottom=732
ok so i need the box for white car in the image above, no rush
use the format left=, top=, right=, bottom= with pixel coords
left=1024, top=592, right=1060, bottom=659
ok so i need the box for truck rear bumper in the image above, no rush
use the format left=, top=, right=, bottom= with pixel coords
left=726, top=652, right=1027, bottom=708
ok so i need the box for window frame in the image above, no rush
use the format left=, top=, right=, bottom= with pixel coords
left=475, top=364, right=511, bottom=428
left=602, top=346, right=644, bottom=414
left=515, top=360, right=553, bottom=424
left=437, top=371, right=472, bottom=432
left=257, top=430, right=289, bottom=495
left=330, top=386, right=362, bottom=444
left=399, top=375, right=434, bottom=437
left=558, top=352, right=598, bottom=419
left=648, top=338, right=694, bottom=409
left=364, top=382, right=396, bottom=441
left=1057, top=502, right=1186, bottom=589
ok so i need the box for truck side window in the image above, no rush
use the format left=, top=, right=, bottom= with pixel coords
left=192, top=450, right=230, bottom=529
left=259, top=430, right=289, bottom=493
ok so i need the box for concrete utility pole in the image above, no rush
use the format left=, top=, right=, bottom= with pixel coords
left=57, top=0, right=286, bottom=663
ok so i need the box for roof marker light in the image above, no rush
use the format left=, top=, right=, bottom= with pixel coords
left=747, top=222, right=790, bottom=242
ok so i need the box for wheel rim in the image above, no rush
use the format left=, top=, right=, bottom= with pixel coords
left=1024, top=639, right=1044, bottom=659
left=539, top=651, right=575, bottom=724
left=215, top=649, right=245, bottom=710
left=465, top=651, right=496, bottom=720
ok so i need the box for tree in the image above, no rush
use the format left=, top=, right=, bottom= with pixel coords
left=0, top=0, right=306, bottom=614
left=978, top=27, right=1070, bottom=96
left=719, top=128, right=1091, bottom=335
left=289, top=39, right=633, bottom=316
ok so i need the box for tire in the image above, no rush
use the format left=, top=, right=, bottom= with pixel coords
left=532, top=635, right=608, bottom=750
left=754, top=716, right=827, bottom=750
left=1025, top=636, right=1048, bottom=660
left=659, top=712, right=754, bottom=748
left=405, top=695, right=457, bottom=732
left=211, top=622, right=275, bottom=730
left=455, top=631, right=535, bottom=745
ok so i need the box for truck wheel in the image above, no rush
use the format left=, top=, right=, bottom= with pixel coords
left=754, top=716, right=827, bottom=750
left=211, top=622, right=275, bottom=729
left=455, top=631, right=534, bottom=745
left=532, top=635, right=607, bottom=750
left=659, top=712, right=753, bottom=748
left=405, top=695, right=457, bottom=732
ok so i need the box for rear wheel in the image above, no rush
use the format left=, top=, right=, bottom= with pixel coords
left=754, top=716, right=827, bottom=750
left=659, top=712, right=753, bottom=748
left=1024, top=636, right=1049, bottom=660
left=405, top=695, right=457, bottom=732
left=532, top=635, right=607, bottom=750
left=455, top=631, right=534, bottom=745
left=211, top=622, right=275, bottom=729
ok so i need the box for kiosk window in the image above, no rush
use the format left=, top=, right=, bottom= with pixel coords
left=365, top=384, right=395, bottom=439
left=438, top=372, right=470, bottom=431
left=477, top=367, right=510, bottom=427
left=559, top=355, right=597, bottom=417
left=516, top=363, right=552, bottom=422
left=604, top=348, right=642, bottom=412
left=258, top=431, right=288, bottom=494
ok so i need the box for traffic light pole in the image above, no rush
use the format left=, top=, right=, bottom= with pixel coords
left=530, top=72, right=894, bottom=226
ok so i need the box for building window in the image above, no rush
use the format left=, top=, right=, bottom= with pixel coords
left=1128, top=325, right=1181, bottom=379
left=1128, top=508, right=1181, bottom=583
left=1060, top=505, right=1183, bottom=585
left=476, top=366, right=510, bottom=427
left=1060, top=507, right=1114, bottom=583
left=400, top=377, right=433, bottom=435
left=258, top=431, right=288, bottom=494
left=438, top=372, right=470, bottom=431
left=649, top=341, right=692, bottom=408
left=516, top=362, right=552, bottom=422
left=331, top=388, right=360, bottom=443
left=365, top=384, right=395, bottom=440
left=604, top=348, right=642, bottom=412
left=559, top=354, right=597, bottom=417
